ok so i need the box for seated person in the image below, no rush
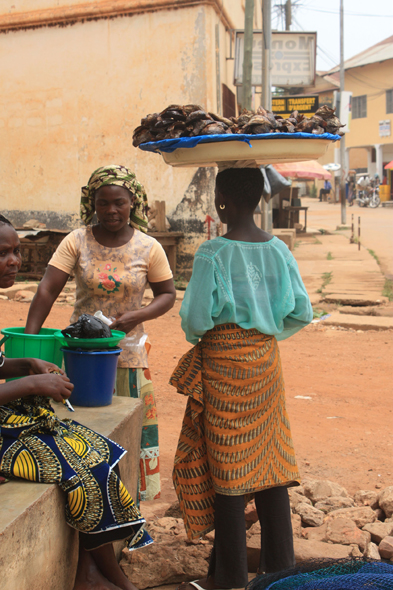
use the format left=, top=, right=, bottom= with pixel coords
left=0, top=214, right=149, bottom=590
left=319, top=180, right=332, bottom=201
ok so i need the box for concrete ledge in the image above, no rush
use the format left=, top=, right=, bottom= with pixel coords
left=0, top=397, right=143, bottom=590
left=272, top=228, right=296, bottom=251
left=324, top=312, right=393, bottom=331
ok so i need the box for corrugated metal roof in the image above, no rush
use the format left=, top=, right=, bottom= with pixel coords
left=328, top=35, right=393, bottom=73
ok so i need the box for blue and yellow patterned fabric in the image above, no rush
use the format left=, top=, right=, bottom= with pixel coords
left=0, top=395, right=152, bottom=550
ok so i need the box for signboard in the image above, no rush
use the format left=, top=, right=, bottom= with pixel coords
left=234, top=31, right=317, bottom=88
left=272, top=95, right=319, bottom=119
left=379, top=120, right=391, bottom=137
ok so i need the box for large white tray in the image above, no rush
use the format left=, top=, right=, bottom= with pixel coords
left=159, top=136, right=334, bottom=167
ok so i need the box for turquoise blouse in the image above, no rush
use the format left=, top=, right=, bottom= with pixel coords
left=180, top=236, right=313, bottom=344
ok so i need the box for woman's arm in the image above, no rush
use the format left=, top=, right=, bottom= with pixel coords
left=25, top=266, right=70, bottom=334
left=0, top=358, right=73, bottom=406
left=110, top=278, right=176, bottom=334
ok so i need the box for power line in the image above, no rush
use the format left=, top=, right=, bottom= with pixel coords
left=297, top=5, right=393, bottom=17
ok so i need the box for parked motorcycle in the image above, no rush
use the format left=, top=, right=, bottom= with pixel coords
left=356, top=176, right=381, bottom=208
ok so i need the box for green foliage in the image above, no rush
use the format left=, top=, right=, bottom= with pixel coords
left=368, top=249, right=380, bottom=266
left=313, top=307, right=328, bottom=319
left=174, top=275, right=187, bottom=290
left=310, top=184, right=317, bottom=199
left=327, top=252, right=334, bottom=260
left=317, top=271, right=333, bottom=294
left=382, top=279, right=393, bottom=301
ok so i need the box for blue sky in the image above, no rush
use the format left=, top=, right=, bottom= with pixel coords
left=272, top=0, right=393, bottom=71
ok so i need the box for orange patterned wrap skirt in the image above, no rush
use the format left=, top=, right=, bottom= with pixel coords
left=169, top=323, right=300, bottom=539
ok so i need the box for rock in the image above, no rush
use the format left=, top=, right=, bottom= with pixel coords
left=325, top=518, right=371, bottom=552
left=247, top=524, right=261, bottom=573
left=374, top=508, right=385, bottom=521
left=386, top=517, right=393, bottom=524
left=294, top=538, right=353, bottom=561
left=289, top=491, right=312, bottom=510
left=314, top=496, right=355, bottom=513
left=0, top=294, right=8, bottom=300
left=164, top=502, right=183, bottom=519
left=14, top=290, right=34, bottom=302
left=120, top=516, right=211, bottom=588
left=245, top=500, right=258, bottom=527
left=362, top=521, right=393, bottom=544
left=364, top=542, right=381, bottom=560
left=379, top=536, right=393, bottom=560
left=378, top=487, right=393, bottom=518
left=294, top=503, right=324, bottom=527
left=289, top=485, right=305, bottom=496
left=140, top=501, right=173, bottom=522
left=302, top=479, right=349, bottom=503
left=354, top=490, right=379, bottom=509
left=350, top=544, right=363, bottom=557
left=325, top=506, right=376, bottom=528
left=301, top=523, right=327, bottom=542
left=120, top=541, right=210, bottom=588
left=291, top=513, right=302, bottom=538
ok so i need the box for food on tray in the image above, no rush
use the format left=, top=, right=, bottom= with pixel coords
left=132, top=104, right=344, bottom=147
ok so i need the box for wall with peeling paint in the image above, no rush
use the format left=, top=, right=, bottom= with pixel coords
left=0, top=1, right=245, bottom=276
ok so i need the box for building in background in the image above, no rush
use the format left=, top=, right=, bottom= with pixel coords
left=0, top=0, right=261, bottom=277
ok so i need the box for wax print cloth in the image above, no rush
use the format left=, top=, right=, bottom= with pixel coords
left=0, top=395, right=152, bottom=549
left=170, top=323, right=300, bottom=539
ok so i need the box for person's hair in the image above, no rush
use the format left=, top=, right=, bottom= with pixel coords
left=0, top=214, right=13, bottom=227
left=216, top=168, right=264, bottom=210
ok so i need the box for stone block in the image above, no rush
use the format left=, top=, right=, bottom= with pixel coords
left=354, top=490, right=379, bottom=509
left=378, top=487, right=393, bottom=518
left=0, top=397, right=143, bottom=590
left=325, top=518, right=371, bottom=552
left=362, top=522, right=393, bottom=545
left=302, top=479, right=349, bottom=503
left=314, top=496, right=355, bottom=514
left=379, top=536, right=393, bottom=560
left=364, top=542, right=381, bottom=560
left=294, top=538, right=353, bottom=561
left=325, top=506, right=376, bottom=528
left=294, top=503, right=324, bottom=527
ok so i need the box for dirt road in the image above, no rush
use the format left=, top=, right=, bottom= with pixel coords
left=1, top=299, right=392, bottom=504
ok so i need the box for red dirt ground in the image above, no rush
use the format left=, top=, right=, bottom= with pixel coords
left=1, top=299, right=392, bottom=503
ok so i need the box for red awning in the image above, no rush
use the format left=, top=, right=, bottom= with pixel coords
left=384, top=160, right=393, bottom=170
left=273, top=160, right=332, bottom=180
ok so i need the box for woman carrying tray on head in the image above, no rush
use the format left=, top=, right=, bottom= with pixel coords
left=0, top=214, right=152, bottom=590
left=25, top=165, right=176, bottom=502
left=170, top=168, right=313, bottom=590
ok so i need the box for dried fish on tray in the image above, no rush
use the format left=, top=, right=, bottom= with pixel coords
left=133, top=104, right=343, bottom=167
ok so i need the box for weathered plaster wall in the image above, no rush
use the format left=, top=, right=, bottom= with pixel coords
left=0, top=1, right=246, bottom=276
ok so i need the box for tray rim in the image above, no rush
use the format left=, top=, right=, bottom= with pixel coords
left=137, top=132, right=341, bottom=154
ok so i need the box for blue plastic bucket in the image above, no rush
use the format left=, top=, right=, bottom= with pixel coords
left=61, top=347, right=121, bottom=407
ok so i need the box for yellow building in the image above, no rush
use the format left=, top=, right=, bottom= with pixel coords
left=328, top=36, right=393, bottom=188
left=0, top=0, right=262, bottom=276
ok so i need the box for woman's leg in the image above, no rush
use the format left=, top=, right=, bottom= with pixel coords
left=73, top=545, right=123, bottom=590
left=207, top=493, right=249, bottom=589
left=255, top=486, right=295, bottom=574
left=89, top=544, right=138, bottom=590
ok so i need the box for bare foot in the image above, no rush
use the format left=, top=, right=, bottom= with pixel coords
left=73, top=549, right=123, bottom=590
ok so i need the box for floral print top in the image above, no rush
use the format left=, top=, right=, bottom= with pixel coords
left=49, top=227, right=172, bottom=368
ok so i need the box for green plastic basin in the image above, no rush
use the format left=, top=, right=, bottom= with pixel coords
left=54, top=329, right=126, bottom=350
left=0, top=327, right=63, bottom=367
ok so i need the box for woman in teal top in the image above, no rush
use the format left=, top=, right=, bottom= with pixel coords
left=170, top=168, right=313, bottom=590
left=180, top=233, right=312, bottom=345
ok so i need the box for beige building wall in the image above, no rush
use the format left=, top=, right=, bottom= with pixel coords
left=0, top=0, right=249, bottom=274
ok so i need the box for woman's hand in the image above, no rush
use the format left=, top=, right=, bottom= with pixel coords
left=110, top=310, right=144, bottom=334
left=27, top=373, right=74, bottom=403
left=28, top=358, right=66, bottom=376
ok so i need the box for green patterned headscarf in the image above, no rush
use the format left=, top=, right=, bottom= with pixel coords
left=80, top=165, right=149, bottom=232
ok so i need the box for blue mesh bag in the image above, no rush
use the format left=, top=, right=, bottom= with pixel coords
left=247, top=558, right=393, bottom=590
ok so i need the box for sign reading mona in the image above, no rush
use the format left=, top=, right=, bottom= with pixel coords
left=234, top=31, right=317, bottom=88
left=272, top=95, right=319, bottom=119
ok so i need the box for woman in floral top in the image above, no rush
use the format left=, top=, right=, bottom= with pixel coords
left=26, top=165, right=176, bottom=502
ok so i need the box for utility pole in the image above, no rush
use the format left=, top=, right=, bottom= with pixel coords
left=339, top=0, right=346, bottom=224
left=261, top=0, right=272, bottom=231
left=285, top=0, right=291, bottom=31
left=242, top=0, right=254, bottom=110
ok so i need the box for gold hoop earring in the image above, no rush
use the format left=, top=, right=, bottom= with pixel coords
left=220, top=204, right=225, bottom=210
